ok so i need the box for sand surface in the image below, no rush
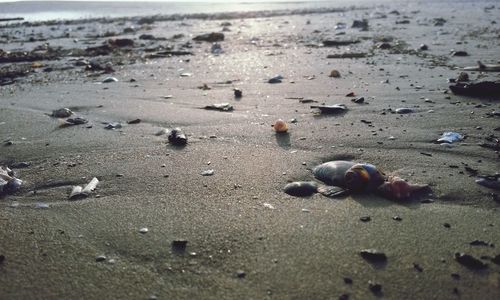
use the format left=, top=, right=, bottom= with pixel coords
left=1, top=1, right=500, bottom=299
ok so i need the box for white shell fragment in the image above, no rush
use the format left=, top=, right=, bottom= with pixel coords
left=139, top=227, right=149, bottom=234
left=69, top=177, right=99, bottom=199
left=102, top=77, right=118, bottom=83
left=201, top=169, right=215, bottom=176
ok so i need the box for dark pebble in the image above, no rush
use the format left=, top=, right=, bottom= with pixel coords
left=393, top=216, right=402, bottom=221
left=172, top=240, right=188, bottom=253
left=95, top=255, right=106, bottom=262
left=454, top=253, right=488, bottom=270
left=452, top=51, right=468, bottom=57
left=360, top=216, right=371, bottom=222
left=339, top=294, right=349, bottom=300
left=368, top=281, right=382, bottom=294
left=234, top=88, right=242, bottom=98
left=236, top=270, right=246, bottom=278
left=469, top=240, right=494, bottom=247
left=451, top=273, right=460, bottom=280
left=443, top=223, right=451, bottom=228
left=352, top=97, right=364, bottom=103
left=413, top=263, right=423, bottom=272
left=343, top=277, right=353, bottom=284
left=492, top=254, right=500, bottom=265
left=10, top=161, right=30, bottom=168
left=0, top=254, right=4, bottom=264
left=127, top=119, right=141, bottom=124
left=360, top=249, right=387, bottom=263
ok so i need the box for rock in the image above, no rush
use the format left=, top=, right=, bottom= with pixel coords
left=139, top=227, right=148, bottom=234
left=234, top=88, right=242, bottom=98
left=451, top=51, right=468, bottom=57
left=10, top=162, right=30, bottom=168
left=352, top=19, right=369, bottom=30
left=339, top=294, right=349, bottom=300
left=419, top=44, right=429, bottom=51
left=268, top=75, right=284, bottom=83
left=492, top=254, right=500, bottom=265
left=377, top=42, right=392, bottom=49
left=0, top=254, right=4, bottom=264
left=329, top=70, right=341, bottom=78
left=201, top=169, right=215, bottom=176
left=360, top=216, right=371, bottom=222
left=127, top=119, right=141, bottom=124
left=395, top=108, right=414, bottom=114
left=360, top=249, right=387, bottom=263
left=236, top=270, right=246, bottom=278
left=368, top=281, right=382, bottom=294
left=469, top=240, right=494, bottom=247
left=343, top=277, right=353, bottom=284
left=351, top=97, right=364, bottom=104
left=393, top=216, right=402, bottom=221
left=413, top=263, right=423, bottom=272
left=172, top=240, right=188, bottom=253
left=204, top=103, right=233, bottom=112
left=108, top=38, right=134, bottom=48
left=323, top=40, right=359, bottom=47
left=193, top=32, right=224, bottom=42
left=454, top=253, right=488, bottom=270
left=51, top=108, right=73, bottom=118
left=139, top=34, right=156, bottom=40
left=168, top=128, right=188, bottom=146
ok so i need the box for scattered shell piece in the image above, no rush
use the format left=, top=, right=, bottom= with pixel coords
left=102, top=77, right=118, bottom=83
left=475, top=175, right=500, bottom=190
left=204, top=103, right=233, bottom=111
left=310, top=104, right=347, bottom=114
left=268, top=75, right=284, bottom=84
left=273, top=119, right=288, bottom=133
left=284, top=181, right=318, bottom=197
left=0, top=166, right=22, bottom=195
left=104, top=122, right=122, bottom=130
left=395, top=108, right=414, bottom=114
left=63, top=117, right=88, bottom=126
left=437, top=132, right=463, bottom=144
left=201, top=169, right=215, bottom=176
left=377, top=176, right=429, bottom=200
left=360, top=249, right=387, bottom=263
left=168, top=128, right=187, bottom=145
left=35, top=202, right=49, bottom=209
left=329, top=70, right=341, bottom=78
left=263, top=203, right=275, bottom=209
left=139, top=228, right=149, bottom=234
left=69, top=177, right=99, bottom=199
left=51, top=108, right=73, bottom=118
left=95, top=255, right=107, bottom=262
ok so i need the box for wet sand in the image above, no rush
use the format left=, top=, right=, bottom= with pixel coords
left=1, top=1, right=500, bottom=299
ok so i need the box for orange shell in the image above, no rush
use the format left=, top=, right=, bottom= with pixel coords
left=273, top=119, right=288, bottom=133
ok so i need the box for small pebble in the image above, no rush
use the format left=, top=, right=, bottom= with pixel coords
left=368, top=281, right=382, bottom=294
left=95, top=255, right=106, bottom=262
left=393, top=216, right=402, bottom=221
left=360, top=216, right=371, bottom=222
left=139, top=228, right=149, bottom=234
left=236, top=270, right=246, bottom=278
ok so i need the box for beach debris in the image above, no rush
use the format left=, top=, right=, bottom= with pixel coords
left=69, top=177, right=99, bottom=199
left=62, top=117, right=88, bottom=126
left=368, top=281, right=382, bottom=294
left=310, top=104, right=347, bottom=114
left=419, top=44, right=429, bottom=51
left=313, top=161, right=356, bottom=186
left=146, top=50, right=193, bottom=58
left=344, top=163, right=386, bottom=192
left=268, top=75, right=284, bottom=84
left=469, top=240, right=494, bottom=247
left=327, top=53, right=367, bottom=59
left=263, top=203, right=275, bottom=209
left=193, top=32, right=224, bottom=42
left=95, top=255, right=106, bottom=262
left=449, top=81, right=500, bottom=97
left=377, top=42, right=392, bottom=50
left=493, top=255, right=500, bottom=265
left=393, top=216, right=402, bottom=221
left=377, top=176, right=429, bottom=200
left=395, top=108, right=414, bottom=114
left=454, top=253, right=488, bottom=270
left=334, top=22, right=347, bottom=30
left=102, top=77, right=118, bottom=83
left=317, top=185, right=349, bottom=197
left=0, top=166, right=22, bottom=196
left=198, top=83, right=211, bottom=90
left=51, top=108, right=73, bottom=118
left=346, top=92, right=355, bottom=97
left=437, top=132, right=463, bottom=144
left=329, top=70, right=341, bottom=78
left=35, top=202, right=49, bottom=209
left=210, top=43, right=223, bottom=55
left=456, top=72, right=469, bottom=82
left=451, top=51, right=468, bottom=57
left=351, top=97, right=364, bottom=104
left=139, top=227, right=149, bottom=234
left=475, top=174, right=500, bottom=190
left=168, top=128, right=187, bottom=146
left=204, top=103, right=233, bottom=112
left=172, top=240, right=188, bottom=253
left=322, top=39, right=359, bottom=47
left=236, top=270, right=246, bottom=278
left=234, top=88, right=242, bottom=98
left=104, top=122, right=122, bottom=130
left=463, top=61, right=500, bottom=72
left=108, top=38, right=134, bottom=48
left=352, top=19, right=369, bottom=30
left=360, top=216, right=371, bottom=222
left=283, top=181, right=318, bottom=197
left=10, top=162, right=30, bottom=169
left=127, top=119, right=141, bottom=124
left=433, top=17, right=446, bottom=26
left=0, top=254, right=4, bottom=264
left=272, top=119, right=288, bottom=133
left=360, top=249, right=387, bottom=263
left=201, top=169, right=215, bottom=176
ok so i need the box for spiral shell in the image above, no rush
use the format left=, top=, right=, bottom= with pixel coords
left=273, top=119, right=288, bottom=133
left=344, top=163, right=385, bottom=191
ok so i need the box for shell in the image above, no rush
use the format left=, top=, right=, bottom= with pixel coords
left=273, top=119, right=288, bottom=133
left=51, top=108, right=73, bottom=118
left=168, top=128, right=187, bottom=145
left=376, top=176, right=429, bottom=200
left=313, top=161, right=355, bottom=186
left=344, top=163, right=386, bottom=191
left=329, top=70, right=341, bottom=78
left=283, top=181, right=318, bottom=197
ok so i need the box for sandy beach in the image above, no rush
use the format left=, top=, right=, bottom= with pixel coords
left=1, top=0, right=500, bottom=299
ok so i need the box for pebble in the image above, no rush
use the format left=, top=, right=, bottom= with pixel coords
left=172, top=240, right=188, bottom=253
left=201, top=169, right=215, bottom=176
left=360, top=249, right=387, bottom=263
left=392, top=216, right=402, bottom=221
left=360, top=216, right=371, bottom=222
left=343, top=277, right=353, bottom=284
left=0, top=254, right=4, bottom=264
left=368, top=281, right=382, bottom=294
left=236, top=270, right=246, bottom=278
left=95, top=255, right=107, bottom=262
left=35, top=203, right=49, bottom=209
left=139, top=227, right=149, bottom=234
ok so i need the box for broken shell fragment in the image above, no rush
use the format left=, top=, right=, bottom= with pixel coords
left=51, top=108, right=73, bottom=118
left=102, top=77, right=118, bottom=83
left=283, top=181, right=318, bottom=197
left=69, top=177, right=99, bottom=199
left=168, top=128, right=187, bottom=146
left=0, top=166, right=22, bottom=195
left=273, top=119, right=288, bottom=133
left=63, top=117, right=88, bottom=126
left=204, top=103, right=233, bottom=111
left=377, top=176, right=429, bottom=200
left=310, top=104, right=347, bottom=114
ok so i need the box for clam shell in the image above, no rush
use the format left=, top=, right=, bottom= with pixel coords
left=313, top=161, right=355, bottom=186
left=273, top=119, right=288, bottom=133
left=283, top=181, right=318, bottom=197
left=344, top=163, right=385, bottom=191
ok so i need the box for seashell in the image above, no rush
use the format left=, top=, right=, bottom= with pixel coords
left=463, top=61, right=500, bottom=72
left=317, top=185, right=349, bottom=198
left=313, top=161, right=356, bottom=186
left=329, top=70, right=341, bottom=78
left=63, top=117, right=88, bottom=126
left=51, top=108, right=73, bottom=118
left=268, top=75, right=283, bottom=84
left=102, top=77, right=118, bottom=83
left=395, top=108, right=414, bottom=114
left=69, top=186, right=83, bottom=199
left=475, top=175, right=500, bottom=190
left=82, top=177, right=99, bottom=195
left=310, top=104, right=347, bottom=114
left=273, top=119, right=288, bottom=133
left=344, top=163, right=386, bottom=191
left=376, top=176, right=429, bottom=200
left=437, top=132, right=462, bottom=144
left=283, top=181, right=318, bottom=197
left=168, top=128, right=187, bottom=145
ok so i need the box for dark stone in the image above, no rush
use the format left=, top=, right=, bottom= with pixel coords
left=451, top=51, right=468, bottom=57
left=172, top=240, right=188, bottom=253
left=469, top=240, right=494, bottom=247
left=393, top=216, right=402, bottom=221
left=378, top=42, right=392, bottom=49
left=419, top=44, right=428, bottom=51
left=343, top=277, right=353, bottom=284
left=127, top=119, right=141, bottom=124
left=449, top=81, right=500, bottom=97
left=443, top=223, right=451, bottom=228
left=360, top=216, right=371, bottom=222
left=234, top=88, right=242, bottom=98
left=451, top=273, right=460, bottom=280
left=413, top=263, right=423, bottom=272
left=10, top=162, right=30, bottom=168
left=368, top=281, right=382, bottom=294
left=492, top=254, right=500, bottom=265
left=0, top=254, right=4, bottom=264
left=193, top=32, right=224, bottom=42
left=236, top=270, right=246, bottom=278
left=352, top=97, right=364, bottom=103
left=454, top=253, right=488, bottom=270
left=108, top=38, right=134, bottom=48
left=360, top=249, right=387, bottom=263
left=322, top=40, right=360, bottom=47
left=352, top=19, right=369, bottom=30
left=168, top=128, right=188, bottom=146
left=139, top=34, right=156, bottom=40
